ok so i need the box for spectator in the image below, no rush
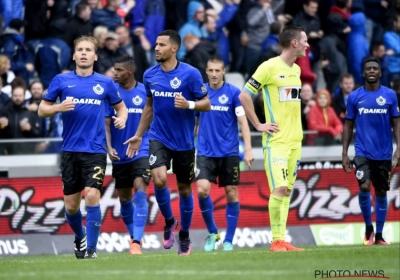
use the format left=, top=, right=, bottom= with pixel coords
left=0, top=77, right=11, bottom=107
left=383, top=13, right=400, bottom=83
left=25, top=81, right=58, bottom=153
left=93, top=25, right=108, bottom=49
left=0, top=0, right=24, bottom=27
left=319, top=33, right=347, bottom=94
left=347, top=12, right=369, bottom=85
left=226, top=0, right=251, bottom=74
left=0, top=80, right=41, bottom=154
left=371, top=42, right=389, bottom=86
left=332, top=73, right=355, bottom=124
left=307, top=89, right=343, bottom=146
left=296, top=47, right=316, bottom=88
left=61, top=2, right=93, bottom=49
left=326, top=0, right=352, bottom=56
left=178, top=1, right=208, bottom=60
left=245, top=0, right=271, bottom=75
left=364, top=0, right=390, bottom=43
left=0, top=54, right=15, bottom=96
left=183, top=34, right=217, bottom=82
left=205, top=1, right=240, bottom=67
left=391, top=78, right=400, bottom=105
left=261, top=21, right=282, bottom=53
left=300, top=83, right=315, bottom=132
left=0, top=18, right=35, bottom=85
left=127, top=0, right=165, bottom=65
left=115, top=25, right=149, bottom=82
left=83, top=0, right=103, bottom=10
left=95, top=31, right=127, bottom=77
left=292, top=0, right=323, bottom=63
left=91, top=0, right=123, bottom=31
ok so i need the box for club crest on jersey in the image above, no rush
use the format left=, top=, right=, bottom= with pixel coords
left=201, top=85, right=207, bottom=93
left=132, top=95, right=143, bottom=106
left=218, top=94, right=229, bottom=104
left=376, top=96, right=386, bottom=106
left=149, top=154, right=157, bottom=166
left=93, top=84, right=104, bottom=95
left=356, top=170, right=364, bottom=180
left=170, top=77, right=181, bottom=89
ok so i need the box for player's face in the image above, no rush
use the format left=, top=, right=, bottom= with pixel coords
left=296, top=31, right=309, bottom=57
left=206, top=61, right=225, bottom=86
left=363, top=61, right=381, bottom=84
left=73, top=40, right=97, bottom=69
left=155, top=35, right=177, bottom=63
left=113, top=63, right=132, bottom=84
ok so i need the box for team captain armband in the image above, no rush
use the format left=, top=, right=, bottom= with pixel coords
left=235, top=106, right=245, bottom=117
left=245, top=77, right=261, bottom=94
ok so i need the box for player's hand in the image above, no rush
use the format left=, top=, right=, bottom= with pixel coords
left=124, top=136, right=142, bottom=158
left=58, top=99, right=75, bottom=112
left=174, top=94, right=189, bottom=109
left=392, top=148, right=400, bottom=167
left=244, top=149, right=254, bottom=169
left=255, top=123, right=279, bottom=136
left=342, top=154, right=351, bottom=173
left=108, top=147, right=120, bottom=161
left=112, top=116, right=126, bottom=130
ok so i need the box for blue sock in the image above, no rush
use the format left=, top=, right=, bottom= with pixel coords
left=375, top=196, right=388, bottom=234
left=86, top=205, right=101, bottom=252
left=358, top=191, right=372, bottom=227
left=65, top=209, right=84, bottom=239
left=154, top=186, right=173, bottom=221
left=225, top=202, right=240, bottom=243
left=133, top=191, right=148, bottom=242
left=199, top=195, right=218, bottom=234
left=120, top=199, right=134, bottom=238
left=180, top=193, right=194, bottom=232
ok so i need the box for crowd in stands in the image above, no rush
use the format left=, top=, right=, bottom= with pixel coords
left=0, top=0, right=400, bottom=154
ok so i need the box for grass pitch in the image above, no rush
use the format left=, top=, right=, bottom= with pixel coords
left=0, top=245, right=399, bottom=280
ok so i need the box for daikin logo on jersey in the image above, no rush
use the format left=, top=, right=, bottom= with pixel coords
left=358, top=108, right=387, bottom=115
left=69, top=98, right=102, bottom=105
left=150, top=89, right=182, bottom=97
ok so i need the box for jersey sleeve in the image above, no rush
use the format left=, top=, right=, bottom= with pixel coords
left=104, top=99, right=114, bottom=118
left=345, top=92, right=356, bottom=120
left=243, top=62, right=270, bottom=95
left=232, top=86, right=245, bottom=117
left=143, top=72, right=152, bottom=97
left=106, top=80, right=122, bottom=105
left=190, top=68, right=208, bottom=100
left=43, top=76, right=61, bottom=102
left=389, top=89, right=400, bottom=118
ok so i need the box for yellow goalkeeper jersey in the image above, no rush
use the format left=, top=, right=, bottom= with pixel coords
left=244, top=56, right=303, bottom=149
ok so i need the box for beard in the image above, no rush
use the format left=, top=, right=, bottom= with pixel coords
left=155, top=56, right=165, bottom=63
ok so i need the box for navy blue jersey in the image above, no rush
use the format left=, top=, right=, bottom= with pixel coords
left=44, top=71, right=122, bottom=153
left=106, top=82, right=149, bottom=164
left=345, top=86, right=400, bottom=160
left=143, top=62, right=207, bottom=151
left=197, top=83, right=242, bottom=157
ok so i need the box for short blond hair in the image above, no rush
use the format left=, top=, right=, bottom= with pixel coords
left=73, top=36, right=99, bottom=53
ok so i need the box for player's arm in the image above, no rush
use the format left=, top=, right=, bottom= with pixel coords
left=391, top=117, right=400, bottom=167
left=112, top=101, right=128, bottom=129
left=341, top=119, right=354, bottom=173
left=105, top=117, right=120, bottom=161
left=237, top=114, right=254, bottom=168
left=239, top=64, right=278, bottom=135
left=175, top=94, right=211, bottom=112
left=38, top=99, right=75, bottom=118
left=124, top=96, right=153, bottom=158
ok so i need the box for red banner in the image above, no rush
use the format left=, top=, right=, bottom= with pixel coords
left=0, top=169, right=399, bottom=235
